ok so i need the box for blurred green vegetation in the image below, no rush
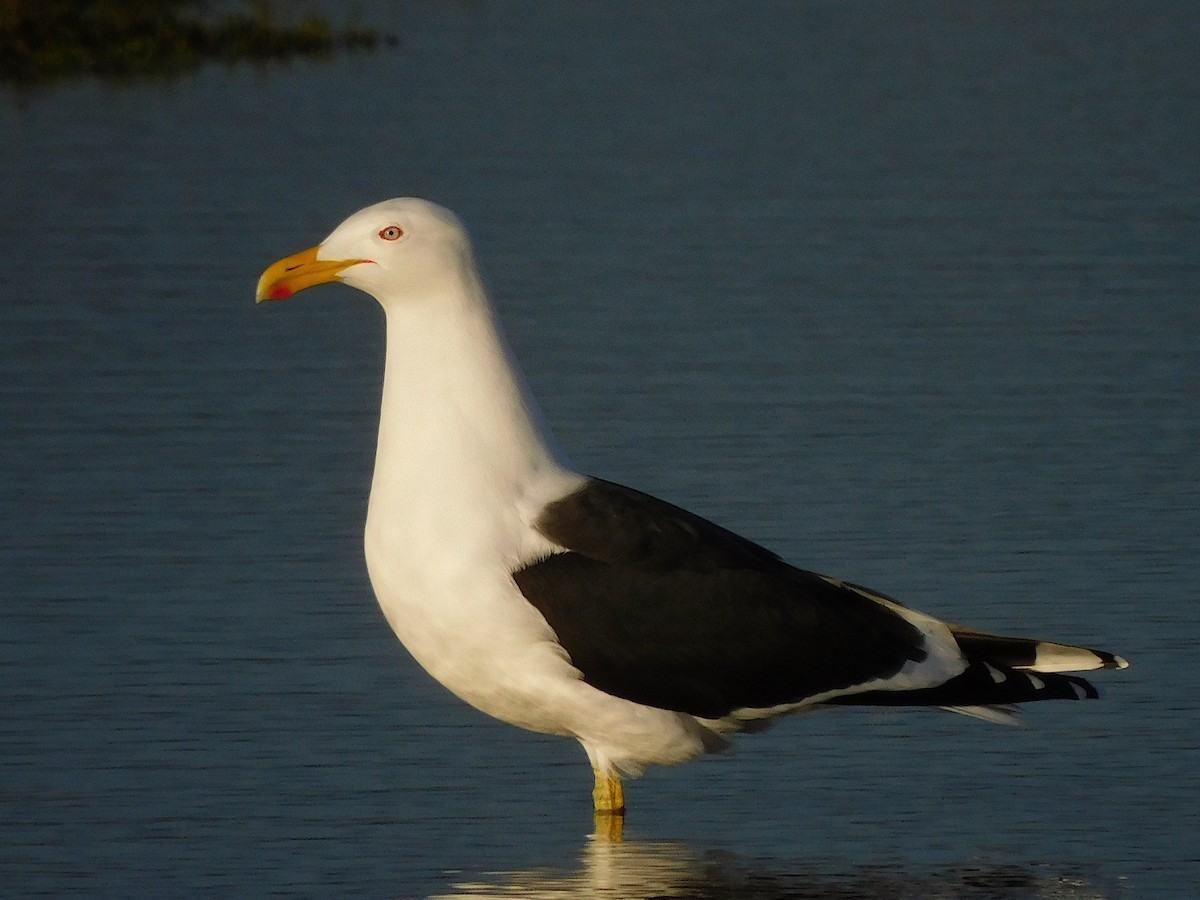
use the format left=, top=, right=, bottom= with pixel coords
left=0, top=0, right=395, bottom=82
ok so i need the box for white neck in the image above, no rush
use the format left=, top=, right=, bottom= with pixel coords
left=363, top=266, right=577, bottom=583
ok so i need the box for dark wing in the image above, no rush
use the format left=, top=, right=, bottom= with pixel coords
left=513, top=478, right=929, bottom=719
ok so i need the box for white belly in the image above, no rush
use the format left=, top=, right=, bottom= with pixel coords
left=363, top=515, right=719, bottom=773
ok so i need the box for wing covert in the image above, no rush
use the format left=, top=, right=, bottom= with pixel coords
left=514, top=479, right=928, bottom=718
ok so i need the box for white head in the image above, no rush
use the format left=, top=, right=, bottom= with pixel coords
left=256, top=198, right=475, bottom=306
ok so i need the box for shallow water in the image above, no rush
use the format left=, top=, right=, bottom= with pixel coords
left=2, top=2, right=1197, bottom=896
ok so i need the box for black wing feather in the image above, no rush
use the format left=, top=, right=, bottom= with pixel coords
left=513, top=479, right=927, bottom=719
left=830, top=662, right=1098, bottom=707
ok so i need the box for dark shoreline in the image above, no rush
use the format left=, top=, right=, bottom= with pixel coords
left=1, top=0, right=396, bottom=83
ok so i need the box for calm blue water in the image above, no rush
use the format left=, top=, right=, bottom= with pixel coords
left=2, top=2, right=1197, bottom=896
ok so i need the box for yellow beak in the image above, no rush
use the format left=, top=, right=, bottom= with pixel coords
left=255, top=246, right=367, bottom=302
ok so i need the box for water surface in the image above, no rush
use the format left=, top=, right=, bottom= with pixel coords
left=2, top=2, right=1197, bottom=896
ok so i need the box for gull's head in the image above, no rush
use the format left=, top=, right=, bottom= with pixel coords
left=256, top=198, right=471, bottom=305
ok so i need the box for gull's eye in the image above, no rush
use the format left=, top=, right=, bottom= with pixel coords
left=379, top=226, right=404, bottom=241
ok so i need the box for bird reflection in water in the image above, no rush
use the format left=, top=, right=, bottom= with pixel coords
left=435, top=837, right=1119, bottom=899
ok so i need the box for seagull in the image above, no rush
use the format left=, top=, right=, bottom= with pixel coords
left=256, top=198, right=1128, bottom=837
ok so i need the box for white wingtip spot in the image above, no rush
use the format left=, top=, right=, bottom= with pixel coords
left=1027, top=674, right=1045, bottom=690
left=983, top=663, right=1007, bottom=683
left=1070, top=682, right=1088, bottom=700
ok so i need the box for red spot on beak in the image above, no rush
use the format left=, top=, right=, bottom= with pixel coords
left=269, top=283, right=294, bottom=300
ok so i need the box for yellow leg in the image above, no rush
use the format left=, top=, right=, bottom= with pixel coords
left=591, top=768, right=625, bottom=842
left=592, top=767, right=625, bottom=813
